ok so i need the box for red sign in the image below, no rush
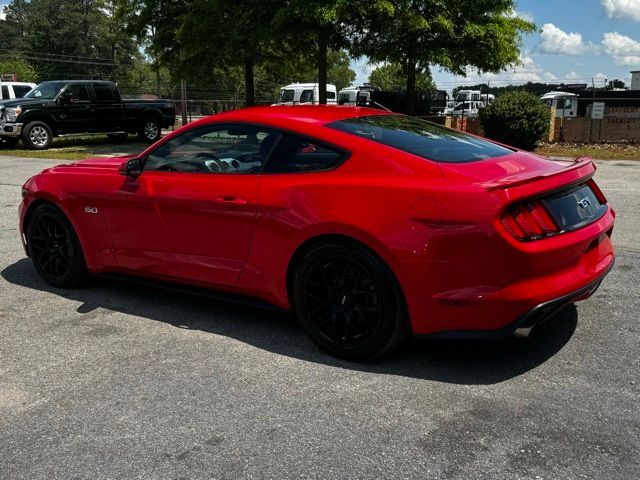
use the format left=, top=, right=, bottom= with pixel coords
left=1, top=74, right=17, bottom=82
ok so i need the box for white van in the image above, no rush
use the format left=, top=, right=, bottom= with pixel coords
left=337, top=86, right=376, bottom=105
left=0, top=82, right=37, bottom=100
left=453, top=90, right=494, bottom=103
left=277, top=83, right=337, bottom=105
left=540, top=91, right=578, bottom=118
left=443, top=101, right=486, bottom=117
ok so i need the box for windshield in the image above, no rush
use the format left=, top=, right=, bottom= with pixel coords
left=327, top=114, right=513, bottom=163
left=25, top=81, right=67, bottom=99
left=280, top=89, right=295, bottom=102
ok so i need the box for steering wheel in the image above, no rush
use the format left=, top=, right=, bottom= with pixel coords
left=195, top=152, right=227, bottom=172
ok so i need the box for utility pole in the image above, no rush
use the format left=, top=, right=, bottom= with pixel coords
left=180, top=48, right=188, bottom=126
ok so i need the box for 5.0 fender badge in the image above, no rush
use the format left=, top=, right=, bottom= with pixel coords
left=84, top=207, right=98, bottom=214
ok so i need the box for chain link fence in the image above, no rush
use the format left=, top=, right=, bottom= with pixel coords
left=549, top=97, right=640, bottom=144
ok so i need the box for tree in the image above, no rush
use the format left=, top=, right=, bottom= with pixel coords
left=0, top=0, right=143, bottom=81
left=351, top=0, right=535, bottom=113
left=179, top=0, right=281, bottom=106
left=327, top=50, right=356, bottom=93
left=0, top=59, right=37, bottom=82
left=275, top=0, right=354, bottom=104
left=369, top=63, right=435, bottom=91
left=606, top=79, right=626, bottom=90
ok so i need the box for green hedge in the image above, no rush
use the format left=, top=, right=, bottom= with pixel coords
left=479, top=91, right=551, bottom=151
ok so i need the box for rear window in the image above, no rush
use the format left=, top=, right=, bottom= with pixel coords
left=328, top=114, right=512, bottom=163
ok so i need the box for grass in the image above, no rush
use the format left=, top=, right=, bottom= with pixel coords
left=535, top=142, right=640, bottom=161
left=0, top=135, right=149, bottom=161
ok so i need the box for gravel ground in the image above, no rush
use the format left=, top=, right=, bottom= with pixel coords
left=0, top=155, right=638, bottom=480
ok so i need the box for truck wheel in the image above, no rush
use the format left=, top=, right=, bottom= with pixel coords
left=138, top=117, right=161, bottom=143
left=22, top=121, right=53, bottom=150
left=0, top=137, right=20, bottom=148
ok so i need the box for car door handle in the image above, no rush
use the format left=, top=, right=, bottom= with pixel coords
left=213, top=196, right=247, bottom=206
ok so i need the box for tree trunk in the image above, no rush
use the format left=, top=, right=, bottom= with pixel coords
left=405, top=60, right=416, bottom=115
left=244, top=53, right=255, bottom=107
left=318, top=37, right=328, bottom=105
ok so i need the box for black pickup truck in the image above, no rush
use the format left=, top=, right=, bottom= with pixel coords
left=0, top=80, right=175, bottom=149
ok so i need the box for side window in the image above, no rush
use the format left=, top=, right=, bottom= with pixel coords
left=13, top=85, right=32, bottom=98
left=144, top=124, right=278, bottom=174
left=65, top=84, right=90, bottom=102
left=1, top=85, right=8, bottom=99
left=92, top=83, right=116, bottom=102
left=300, top=89, right=314, bottom=103
left=264, top=134, right=344, bottom=173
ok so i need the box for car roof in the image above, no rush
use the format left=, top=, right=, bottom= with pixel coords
left=205, top=105, right=392, bottom=125
left=38, top=80, right=114, bottom=85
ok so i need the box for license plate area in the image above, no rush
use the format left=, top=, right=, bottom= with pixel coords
left=542, top=184, right=607, bottom=232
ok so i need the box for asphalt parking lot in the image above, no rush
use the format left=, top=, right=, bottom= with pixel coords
left=0, top=155, right=638, bottom=480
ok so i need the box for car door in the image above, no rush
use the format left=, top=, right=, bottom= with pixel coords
left=101, top=123, right=279, bottom=287
left=90, top=83, right=124, bottom=132
left=58, top=84, right=95, bottom=134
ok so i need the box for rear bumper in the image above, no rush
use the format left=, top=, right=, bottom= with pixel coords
left=406, top=204, right=615, bottom=336
left=419, top=260, right=612, bottom=340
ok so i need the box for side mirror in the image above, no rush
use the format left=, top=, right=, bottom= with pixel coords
left=120, top=157, right=143, bottom=177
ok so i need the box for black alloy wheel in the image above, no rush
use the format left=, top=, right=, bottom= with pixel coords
left=27, top=204, right=87, bottom=287
left=293, top=242, right=407, bottom=359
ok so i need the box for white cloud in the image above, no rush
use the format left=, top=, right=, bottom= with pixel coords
left=601, top=0, right=640, bottom=21
left=565, top=71, right=582, bottom=80
left=602, top=31, right=640, bottom=66
left=518, top=10, right=535, bottom=23
left=595, top=72, right=608, bottom=80
left=444, top=55, right=558, bottom=86
left=508, top=9, right=535, bottom=23
left=538, top=23, right=589, bottom=55
left=615, top=56, right=640, bottom=66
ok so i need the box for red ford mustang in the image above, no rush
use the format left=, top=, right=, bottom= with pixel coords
left=19, top=106, right=615, bottom=358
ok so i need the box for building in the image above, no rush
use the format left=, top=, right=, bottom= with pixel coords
left=631, top=71, right=640, bottom=91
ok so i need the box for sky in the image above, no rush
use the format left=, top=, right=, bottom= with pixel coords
left=351, top=0, right=640, bottom=92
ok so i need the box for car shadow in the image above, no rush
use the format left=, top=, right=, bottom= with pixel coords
left=1, top=258, right=578, bottom=385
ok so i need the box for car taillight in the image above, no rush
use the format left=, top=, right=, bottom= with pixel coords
left=501, top=200, right=560, bottom=241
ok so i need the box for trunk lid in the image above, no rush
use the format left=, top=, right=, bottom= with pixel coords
left=437, top=151, right=592, bottom=189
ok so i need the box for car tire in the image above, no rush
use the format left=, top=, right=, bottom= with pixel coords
left=0, top=137, right=20, bottom=148
left=293, top=242, right=408, bottom=359
left=27, top=203, right=88, bottom=288
left=138, top=117, right=161, bottom=143
left=107, top=132, right=128, bottom=142
left=22, top=121, right=53, bottom=150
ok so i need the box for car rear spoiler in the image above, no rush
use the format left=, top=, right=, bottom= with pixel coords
left=482, top=156, right=594, bottom=191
